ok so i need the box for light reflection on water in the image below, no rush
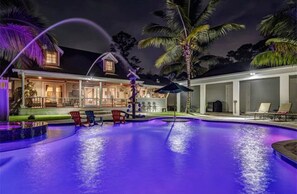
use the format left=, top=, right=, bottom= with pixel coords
left=233, top=125, right=272, bottom=194
left=76, top=136, right=106, bottom=192
left=0, top=120, right=296, bottom=194
left=167, top=122, right=194, bottom=154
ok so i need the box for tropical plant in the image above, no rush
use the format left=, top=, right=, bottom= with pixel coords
left=138, top=0, right=245, bottom=112
left=252, top=0, right=297, bottom=67
left=0, top=0, right=57, bottom=72
left=10, top=81, right=37, bottom=114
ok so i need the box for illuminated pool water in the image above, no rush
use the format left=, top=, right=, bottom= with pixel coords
left=0, top=119, right=296, bottom=194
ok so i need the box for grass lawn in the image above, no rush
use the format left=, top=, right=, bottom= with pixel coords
left=147, top=111, right=190, bottom=117
left=9, top=115, right=71, bottom=122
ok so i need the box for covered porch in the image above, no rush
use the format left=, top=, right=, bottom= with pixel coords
left=10, top=69, right=168, bottom=114
left=177, top=66, right=297, bottom=115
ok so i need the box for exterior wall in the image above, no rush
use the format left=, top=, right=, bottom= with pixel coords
left=167, top=93, right=176, bottom=110
left=180, top=92, right=187, bottom=112
left=179, top=86, right=200, bottom=112
left=240, top=77, right=280, bottom=113
left=206, top=82, right=233, bottom=112
left=289, top=75, right=297, bottom=112
left=191, top=86, right=200, bottom=112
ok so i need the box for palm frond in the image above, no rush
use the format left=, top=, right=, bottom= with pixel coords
left=142, top=23, right=173, bottom=35
left=194, top=0, right=220, bottom=25
left=0, top=0, right=35, bottom=14
left=183, top=0, right=202, bottom=24
left=166, top=0, right=191, bottom=32
left=138, top=36, right=175, bottom=49
left=207, top=23, right=245, bottom=42
left=186, top=24, right=210, bottom=43
left=0, top=24, right=44, bottom=65
left=155, top=45, right=183, bottom=67
left=258, top=1, right=297, bottom=40
left=160, top=62, right=185, bottom=75
left=0, top=8, right=57, bottom=50
left=153, top=10, right=166, bottom=19
left=266, top=38, right=297, bottom=46
left=251, top=51, right=297, bottom=67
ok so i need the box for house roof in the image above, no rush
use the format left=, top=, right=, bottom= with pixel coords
left=4, top=46, right=170, bottom=86
left=197, top=62, right=252, bottom=78
left=27, top=46, right=130, bottom=80
left=138, top=74, right=171, bottom=86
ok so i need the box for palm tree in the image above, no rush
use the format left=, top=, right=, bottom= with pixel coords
left=252, top=0, right=297, bottom=67
left=0, top=0, right=57, bottom=71
left=138, top=0, right=244, bottom=112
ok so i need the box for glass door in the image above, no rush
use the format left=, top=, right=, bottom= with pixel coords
left=44, top=83, right=64, bottom=107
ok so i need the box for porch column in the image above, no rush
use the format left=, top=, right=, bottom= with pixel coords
left=200, top=84, right=206, bottom=114
left=21, top=72, right=25, bottom=108
left=99, top=82, right=103, bottom=106
left=279, top=74, right=289, bottom=104
left=176, top=93, right=181, bottom=112
left=233, top=80, right=240, bottom=115
left=79, top=80, right=82, bottom=107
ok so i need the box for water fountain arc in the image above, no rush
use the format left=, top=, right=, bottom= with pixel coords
left=0, top=18, right=113, bottom=78
left=86, top=52, right=109, bottom=76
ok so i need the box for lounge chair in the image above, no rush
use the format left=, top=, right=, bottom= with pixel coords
left=246, top=103, right=271, bottom=119
left=269, top=103, right=292, bottom=121
left=111, top=110, right=126, bottom=124
left=85, top=110, right=103, bottom=126
left=69, top=111, right=87, bottom=126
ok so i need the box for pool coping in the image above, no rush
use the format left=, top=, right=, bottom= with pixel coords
left=272, top=140, right=297, bottom=168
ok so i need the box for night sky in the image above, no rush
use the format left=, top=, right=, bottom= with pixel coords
left=34, top=0, right=284, bottom=73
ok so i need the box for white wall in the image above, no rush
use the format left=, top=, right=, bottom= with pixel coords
left=191, top=86, right=200, bottom=112
left=240, top=77, right=280, bottom=112
left=290, top=75, right=297, bottom=112
left=206, top=82, right=233, bottom=112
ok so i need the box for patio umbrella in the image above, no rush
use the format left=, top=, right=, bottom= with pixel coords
left=155, top=82, right=193, bottom=121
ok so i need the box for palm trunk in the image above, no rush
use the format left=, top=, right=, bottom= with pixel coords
left=184, top=43, right=191, bottom=113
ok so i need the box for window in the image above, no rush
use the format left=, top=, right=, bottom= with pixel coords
left=45, top=51, right=58, bottom=65
left=104, top=60, right=115, bottom=73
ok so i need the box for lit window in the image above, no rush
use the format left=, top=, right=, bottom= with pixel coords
left=104, top=60, right=114, bottom=73
left=46, top=52, right=57, bottom=64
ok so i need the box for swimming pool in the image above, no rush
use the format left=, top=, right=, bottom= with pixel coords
left=0, top=119, right=296, bottom=194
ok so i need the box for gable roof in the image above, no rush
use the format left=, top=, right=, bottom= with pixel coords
left=27, top=46, right=130, bottom=80
left=4, top=46, right=170, bottom=86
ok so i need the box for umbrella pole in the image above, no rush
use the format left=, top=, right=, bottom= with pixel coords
left=174, top=93, right=176, bottom=122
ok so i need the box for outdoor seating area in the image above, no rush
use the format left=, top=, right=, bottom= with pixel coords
left=69, top=110, right=103, bottom=126
left=245, top=103, right=297, bottom=121
left=111, top=110, right=126, bottom=124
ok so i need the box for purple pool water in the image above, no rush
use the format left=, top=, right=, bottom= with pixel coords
left=0, top=119, right=296, bottom=194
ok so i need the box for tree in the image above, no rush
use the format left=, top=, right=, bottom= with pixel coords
left=227, top=40, right=268, bottom=62
left=0, top=0, right=57, bottom=72
left=110, top=31, right=143, bottom=73
left=252, top=0, right=297, bottom=67
left=138, top=0, right=244, bottom=112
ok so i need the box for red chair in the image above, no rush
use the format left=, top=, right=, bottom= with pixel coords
left=111, top=110, right=126, bottom=124
left=69, top=111, right=87, bottom=126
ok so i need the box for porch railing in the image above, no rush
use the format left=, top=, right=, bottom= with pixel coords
left=24, top=97, right=128, bottom=108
